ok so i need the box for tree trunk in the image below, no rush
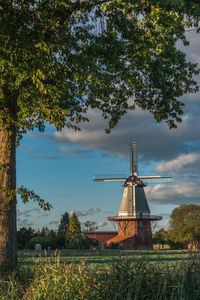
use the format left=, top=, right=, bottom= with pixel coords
left=0, top=119, right=17, bottom=271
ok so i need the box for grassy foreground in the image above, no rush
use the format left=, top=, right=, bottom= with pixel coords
left=1, top=250, right=200, bottom=299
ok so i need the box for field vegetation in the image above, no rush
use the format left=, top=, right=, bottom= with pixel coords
left=1, top=250, right=200, bottom=299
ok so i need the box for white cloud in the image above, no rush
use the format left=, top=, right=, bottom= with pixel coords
left=146, top=177, right=200, bottom=205
left=156, top=152, right=200, bottom=173
left=58, top=146, right=94, bottom=158
left=17, top=218, right=35, bottom=228
left=97, top=221, right=107, bottom=228
left=54, top=104, right=200, bottom=163
left=17, top=208, right=41, bottom=217
left=68, top=207, right=101, bottom=217
left=48, top=220, right=59, bottom=226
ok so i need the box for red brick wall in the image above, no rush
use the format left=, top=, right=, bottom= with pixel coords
left=118, top=220, right=152, bottom=249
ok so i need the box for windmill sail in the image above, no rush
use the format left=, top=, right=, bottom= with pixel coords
left=93, top=174, right=126, bottom=181
left=130, top=142, right=138, bottom=176
left=138, top=176, right=171, bottom=185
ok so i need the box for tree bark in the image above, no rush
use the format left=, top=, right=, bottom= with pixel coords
left=0, top=117, right=17, bottom=271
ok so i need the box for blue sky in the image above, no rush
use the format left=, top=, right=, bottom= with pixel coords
left=16, top=31, right=200, bottom=233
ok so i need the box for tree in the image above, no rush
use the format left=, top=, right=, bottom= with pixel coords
left=83, top=221, right=98, bottom=232
left=65, top=233, right=98, bottom=250
left=168, top=204, right=200, bottom=249
left=152, top=228, right=168, bottom=245
left=57, top=212, right=69, bottom=248
left=40, top=226, right=50, bottom=237
left=65, top=213, right=81, bottom=246
left=17, top=227, right=36, bottom=250
left=0, top=1, right=200, bottom=270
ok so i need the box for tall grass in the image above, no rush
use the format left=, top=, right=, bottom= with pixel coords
left=1, top=252, right=200, bottom=299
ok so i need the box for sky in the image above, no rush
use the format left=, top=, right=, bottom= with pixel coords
left=16, top=31, right=200, bottom=233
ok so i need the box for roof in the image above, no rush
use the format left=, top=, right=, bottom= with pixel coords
left=106, top=234, right=135, bottom=244
left=82, top=231, right=117, bottom=234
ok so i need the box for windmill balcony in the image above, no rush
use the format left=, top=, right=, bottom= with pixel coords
left=107, top=215, right=162, bottom=221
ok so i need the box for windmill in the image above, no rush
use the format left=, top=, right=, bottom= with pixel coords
left=93, top=142, right=171, bottom=249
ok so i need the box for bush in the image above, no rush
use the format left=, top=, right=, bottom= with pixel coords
left=26, top=237, right=57, bottom=250
left=107, top=242, right=120, bottom=249
left=65, top=234, right=99, bottom=249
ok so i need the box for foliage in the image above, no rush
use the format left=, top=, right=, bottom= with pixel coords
left=17, top=227, right=36, bottom=250
left=57, top=212, right=69, bottom=248
left=2, top=253, right=200, bottom=299
left=17, top=186, right=52, bottom=211
left=89, top=238, right=99, bottom=249
left=65, top=213, right=81, bottom=247
left=152, top=228, right=169, bottom=244
left=0, top=1, right=200, bottom=136
left=83, top=220, right=98, bottom=232
left=65, top=233, right=99, bottom=250
left=168, top=204, right=200, bottom=248
left=107, top=242, right=120, bottom=250
left=26, top=236, right=57, bottom=250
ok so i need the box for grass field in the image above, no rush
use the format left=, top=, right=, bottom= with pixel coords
left=1, top=249, right=200, bottom=299
left=19, top=248, right=200, bottom=268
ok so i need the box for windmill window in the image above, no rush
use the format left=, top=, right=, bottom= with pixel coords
left=127, top=239, right=132, bottom=246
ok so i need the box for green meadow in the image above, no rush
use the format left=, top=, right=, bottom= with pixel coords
left=19, top=249, right=200, bottom=268
left=1, top=249, right=200, bottom=299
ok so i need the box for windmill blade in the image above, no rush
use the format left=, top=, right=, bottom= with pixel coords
left=130, top=142, right=138, bottom=176
left=138, top=175, right=172, bottom=185
left=93, top=174, right=126, bottom=182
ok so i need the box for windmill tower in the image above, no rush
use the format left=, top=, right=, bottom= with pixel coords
left=94, top=142, right=171, bottom=249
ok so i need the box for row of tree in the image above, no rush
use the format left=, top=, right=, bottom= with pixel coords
left=153, top=204, right=200, bottom=249
left=17, top=212, right=99, bottom=250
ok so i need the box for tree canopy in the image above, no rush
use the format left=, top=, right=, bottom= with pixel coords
left=168, top=204, right=200, bottom=248
left=58, top=212, right=69, bottom=236
left=83, top=220, right=98, bottom=232
left=152, top=228, right=168, bottom=245
left=0, top=1, right=200, bottom=134
left=57, top=212, right=70, bottom=247
left=66, top=213, right=81, bottom=243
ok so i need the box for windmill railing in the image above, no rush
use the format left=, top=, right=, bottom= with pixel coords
left=107, top=215, right=162, bottom=221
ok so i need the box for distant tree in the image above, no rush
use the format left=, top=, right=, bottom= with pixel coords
left=57, top=212, right=69, bottom=248
left=168, top=204, right=200, bottom=249
left=40, top=226, right=50, bottom=237
left=17, top=227, right=35, bottom=250
left=152, top=228, right=168, bottom=245
left=65, top=213, right=81, bottom=247
left=83, top=221, right=98, bottom=232
left=49, top=229, right=57, bottom=239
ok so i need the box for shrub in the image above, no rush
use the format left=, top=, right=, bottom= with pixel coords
left=65, top=234, right=99, bottom=249
left=26, top=237, right=56, bottom=250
